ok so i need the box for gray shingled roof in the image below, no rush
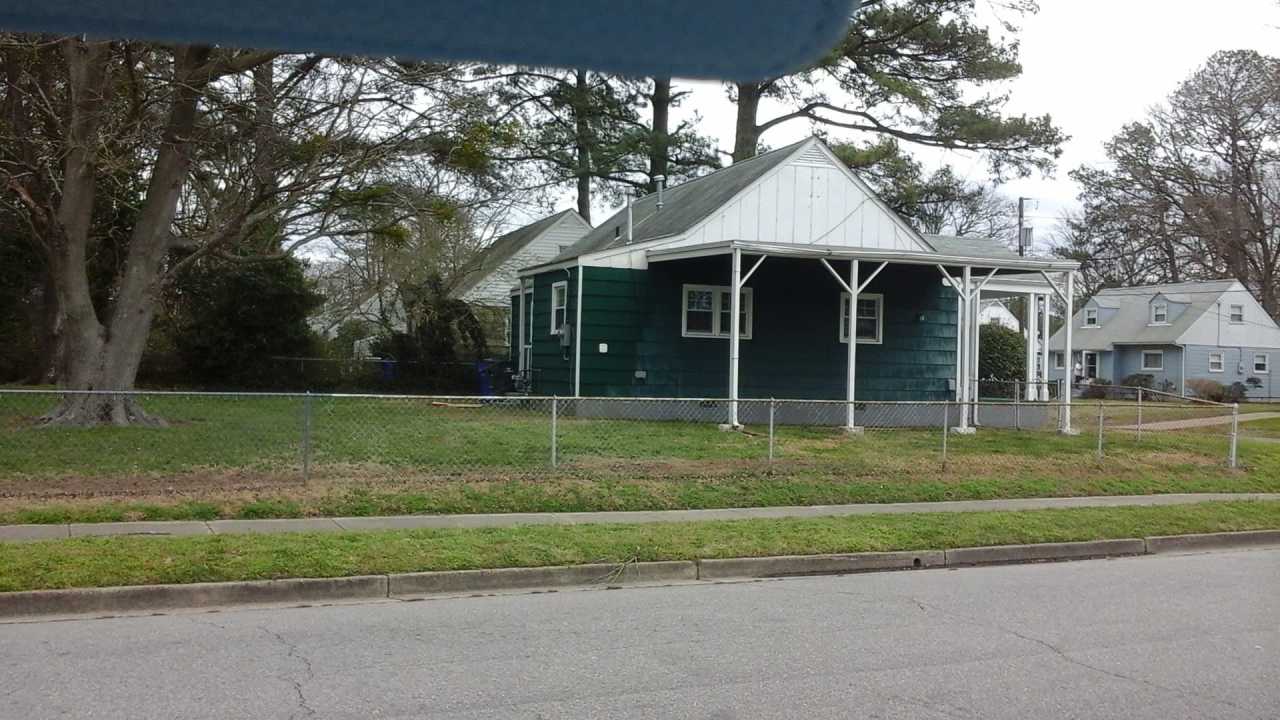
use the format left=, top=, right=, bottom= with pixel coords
left=1049, top=279, right=1241, bottom=351
left=453, top=209, right=580, bottom=298
left=924, top=235, right=1026, bottom=261
left=536, top=139, right=811, bottom=267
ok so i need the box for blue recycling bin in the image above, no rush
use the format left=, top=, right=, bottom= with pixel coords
left=475, top=360, right=493, bottom=395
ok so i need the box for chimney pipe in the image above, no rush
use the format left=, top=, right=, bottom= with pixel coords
left=626, top=189, right=634, bottom=243
left=655, top=175, right=666, bottom=212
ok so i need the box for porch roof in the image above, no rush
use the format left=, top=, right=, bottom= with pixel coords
left=646, top=240, right=1079, bottom=273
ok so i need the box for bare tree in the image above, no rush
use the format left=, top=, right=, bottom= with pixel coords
left=0, top=37, right=497, bottom=424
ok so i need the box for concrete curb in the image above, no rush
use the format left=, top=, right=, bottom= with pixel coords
left=1144, top=529, right=1280, bottom=554
left=0, top=575, right=388, bottom=618
left=697, top=550, right=945, bottom=580
left=944, top=539, right=1147, bottom=566
left=390, top=561, right=697, bottom=597
left=2, top=531, right=1276, bottom=619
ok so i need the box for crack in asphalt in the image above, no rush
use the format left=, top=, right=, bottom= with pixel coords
left=906, top=596, right=1248, bottom=713
left=260, top=626, right=317, bottom=719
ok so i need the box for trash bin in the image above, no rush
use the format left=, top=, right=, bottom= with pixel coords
left=475, top=360, right=493, bottom=395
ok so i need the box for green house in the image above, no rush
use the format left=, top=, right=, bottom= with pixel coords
left=506, top=138, right=1081, bottom=430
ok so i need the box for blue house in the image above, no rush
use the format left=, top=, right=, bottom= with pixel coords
left=1048, top=280, right=1280, bottom=398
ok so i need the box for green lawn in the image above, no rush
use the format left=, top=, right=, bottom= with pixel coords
left=2, top=500, right=1276, bottom=592
left=1, top=391, right=1275, bottom=524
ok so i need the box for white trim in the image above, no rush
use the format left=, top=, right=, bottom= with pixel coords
left=1140, top=350, right=1164, bottom=371
left=1150, top=302, right=1169, bottom=325
left=1208, top=352, right=1225, bottom=373
left=838, top=292, right=884, bottom=344
left=681, top=283, right=753, bottom=340
left=1254, top=353, right=1270, bottom=374
left=647, top=240, right=1079, bottom=272
left=1083, top=307, right=1098, bottom=327
left=1228, top=304, right=1245, bottom=324
left=573, top=266, right=584, bottom=397
left=1052, top=351, right=1065, bottom=370
left=550, top=280, right=568, bottom=335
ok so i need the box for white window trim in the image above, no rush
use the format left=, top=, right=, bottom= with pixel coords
left=680, top=284, right=753, bottom=340
left=1052, top=351, right=1065, bottom=370
left=1149, top=303, right=1169, bottom=325
left=550, top=281, right=568, bottom=335
left=1208, top=352, right=1225, bottom=373
left=1254, top=353, right=1270, bottom=374
left=838, top=292, right=884, bottom=345
left=1141, top=350, right=1164, bottom=371
left=1083, top=308, right=1098, bottom=327
left=1228, top=304, right=1245, bottom=324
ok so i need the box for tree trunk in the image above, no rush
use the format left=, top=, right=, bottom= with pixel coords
left=732, top=81, right=763, bottom=162
left=573, top=69, right=592, bottom=223
left=40, top=44, right=210, bottom=427
left=648, top=77, right=671, bottom=190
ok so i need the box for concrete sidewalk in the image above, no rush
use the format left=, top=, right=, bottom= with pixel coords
left=3, top=492, right=1277, bottom=543
left=1116, top=411, right=1280, bottom=431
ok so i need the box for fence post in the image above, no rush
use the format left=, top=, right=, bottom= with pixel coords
left=301, top=391, right=313, bottom=482
left=768, top=397, right=776, bottom=462
left=1229, top=402, right=1239, bottom=469
left=1136, top=387, right=1143, bottom=443
left=1014, top=380, right=1021, bottom=431
left=550, top=395, right=558, bottom=469
left=1096, top=400, right=1104, bottom=460
left=941, top=402, right=949, bottom=470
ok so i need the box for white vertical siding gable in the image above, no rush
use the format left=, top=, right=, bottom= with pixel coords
left=671, top=138, right=931, bottom=253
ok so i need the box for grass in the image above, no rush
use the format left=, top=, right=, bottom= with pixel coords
left=1, top=392, right=1276, bottom=524
left=1240, top=416, right=1280, bottom=439
left=2, top=500, right=1277, bottom=592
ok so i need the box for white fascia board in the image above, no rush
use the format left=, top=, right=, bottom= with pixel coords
left=649, top=240, right=1080, bottom=272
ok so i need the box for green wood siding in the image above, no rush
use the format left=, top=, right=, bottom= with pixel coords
left=528, top=259, right=959, bottom=400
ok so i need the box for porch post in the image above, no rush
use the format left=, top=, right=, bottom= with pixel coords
left=846, top=258, right=859, bottom=429
left=1039, top=293, right=1051, bottom=401
left=728, top=247, right=742, bottom=427
left=970, top=281, right=982, bottom=424
left=958, top=266, right=972, bottom=431
left=1061, top=271, right=1075, bottom=433
left=517, top=279, right=527, bottom=374
left=1024, top=293, right=1037, bottom=401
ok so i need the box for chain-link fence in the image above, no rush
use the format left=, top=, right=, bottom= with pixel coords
left=0, top=389, right=1246, bottom=492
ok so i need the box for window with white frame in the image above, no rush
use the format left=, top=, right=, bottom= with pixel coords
left=1141, top=350, right=1164, bottom=371
left=1083, top=308, right=1098, bottom=327
left=550, top=281, right=568, bottom=334
left=1229, top=304, right=1245, bottom=323
left=1052, top=351, right=1065, bottom=369
left=1208, top=352, right=1224, bottom=373
left=839, top=293, right=883, bottom=344
left=1255, top=353, right=1270, bottom=374
left=681, top=284, right=752, bottom=339
left=1150, top=302, right=1168, bottom=324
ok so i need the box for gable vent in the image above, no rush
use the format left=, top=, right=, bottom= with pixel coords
left=793, top=144, right=829, bottom=166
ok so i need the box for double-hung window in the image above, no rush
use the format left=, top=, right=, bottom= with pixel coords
left=1083, top=308, right=1098, bottom=327
left=1229, top=304, right=1245, bottom=324
left=838, top=293, right=884, bottom=344
left=1150, top=303, right=1168, bottom=324
left=1208, top=352, right=1224, bottom=373
left=1141, top=350, right=1164, bottom=371
left=1255, top=354, right=1270, bottom=374
left=1052, top=351, right=1065, bottom=370
left=681, top=284, right=752, bottom=339
left=550, top=281, right=568, bottom=334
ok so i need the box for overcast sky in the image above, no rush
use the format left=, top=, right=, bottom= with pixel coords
left=649, top=0, right=1280, bottom=250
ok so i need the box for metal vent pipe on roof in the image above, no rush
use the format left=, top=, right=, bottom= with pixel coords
left=626, top=189, right=634, bottom=243
left=655, top=175, right=666, bottom=212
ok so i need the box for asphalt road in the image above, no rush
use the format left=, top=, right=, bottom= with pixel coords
left=2, top=549, right=1277, bottom=719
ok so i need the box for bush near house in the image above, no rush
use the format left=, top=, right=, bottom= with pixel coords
left=1185, top=378, right=1241, bottom=403
left=1080, top=379, right=1113, bottom=399
left=1121, top=373, right=1154, bottom=390
left=978, top=323, right=1026, bottom=397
